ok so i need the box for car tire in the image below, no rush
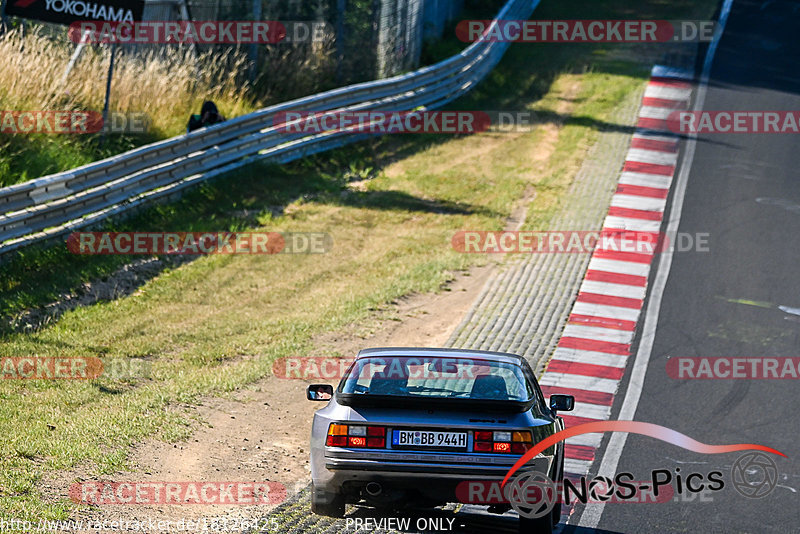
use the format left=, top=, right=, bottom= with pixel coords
left=518, top=510, right=553, bottom=534
left=311, top=485, right=345, bottom=518
left=551, top=501, right=562, bottom=526
left=517, top=450, right=562, bottom=533
left=551, top=445, right=564, bottom=525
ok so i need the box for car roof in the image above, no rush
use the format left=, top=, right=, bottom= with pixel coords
left=355, top=347, right=527, bottom=366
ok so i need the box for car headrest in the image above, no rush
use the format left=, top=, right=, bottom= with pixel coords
left=470, top=374, right=509, bottom=400
left=368, top=376, right=407, bottom=395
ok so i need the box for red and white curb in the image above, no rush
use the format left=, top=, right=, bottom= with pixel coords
left=538, top=65, right=694, bottom=479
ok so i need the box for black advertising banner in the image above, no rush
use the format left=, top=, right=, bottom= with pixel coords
left=4, top=0, right=145, bottom=26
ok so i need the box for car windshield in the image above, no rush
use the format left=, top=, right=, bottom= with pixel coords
left=338, top=356, right=533, bottom=401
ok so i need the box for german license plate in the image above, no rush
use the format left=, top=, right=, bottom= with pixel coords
left=392, top=430, right=467, bottom=449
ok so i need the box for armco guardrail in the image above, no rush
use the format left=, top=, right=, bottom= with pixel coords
left=0, top=0, right=538, bottom=260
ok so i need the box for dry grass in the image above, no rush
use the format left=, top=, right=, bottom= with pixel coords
left=256, top=39, right=337, bottom=103
left=0, top=29, right=255, bottom=137
left=0, top=28, right=338, bottom=186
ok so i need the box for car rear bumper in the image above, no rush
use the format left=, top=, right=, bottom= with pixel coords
left=315, top=450, right=554, bottom=505
left=325, top=456, right=551, bottom=477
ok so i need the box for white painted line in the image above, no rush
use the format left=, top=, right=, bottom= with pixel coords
left=566, top=433, right=603, bottom=448
left=569, top=402, right=613, bottom=421
left=565, top=458, right=594, bottom=475
left=578, top=0, right=734, bottom=527
left=587, top=257, right=650, bottom=277
left=618, top=172, right=673, bottom=189
left=632, top=132, right=679, bottom=144
left=603, top=215, right=663, bottom=233
left=538, top=373, right=620, bottom=394
left=570, top=301, right=642, bottom=323
left=595, top=237, right=657, bottom=258
left=550, top=346, right=633, bottom=368
left=651, top=65, right=694, bottom=80
left=610, top=194, right=667, bottom=212
left=554, top=344, right=629, bottom=358
left=638, top=105, right=674, bottom=120
left=596, top=234, right=660, bottom=253
left=643, top=84, right=692, bottom=102
left=579, top=280, right=646, bottom=300
left=625, top=148, right=678, bottom=166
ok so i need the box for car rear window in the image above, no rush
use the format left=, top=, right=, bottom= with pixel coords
left=338, top=356, right=533, bottom=401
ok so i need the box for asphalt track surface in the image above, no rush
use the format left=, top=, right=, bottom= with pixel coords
left=573, top=0, right=800, bottom=532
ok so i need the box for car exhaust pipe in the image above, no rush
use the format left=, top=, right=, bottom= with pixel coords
left=365, top=482, right=382, bottom=497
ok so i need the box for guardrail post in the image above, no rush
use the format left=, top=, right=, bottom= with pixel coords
left=101, top=43, right=118, bottom=143
left=178, top=0, right=198, bottom=59
left=335, top=0, right=346, bottom=84
left=0, top=0, right=7, bottom=38
left=249, top=0, right=262, bottom=82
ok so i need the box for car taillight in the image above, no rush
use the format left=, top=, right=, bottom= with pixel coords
left=366, top=426, right=386, bottom=448
left=511, top=443, right=533, bottom=453
left=474, top=441, right=492, bottom=452
left=327, top=436, right=347, bottom=446
left=368, top=437, right=386, bottom=448
left=473, top=429, right=533, bottom=454
left=512, top=431, right=533, bottom=454
left=325, top=424, right=347, bottom=446
left=493, top=442, right=511, bottom=453
left=348, top=436, right=366, bottom=447
left=494, top=431, right=512, bottom=442
left=326, top=424, right=386, bottom=448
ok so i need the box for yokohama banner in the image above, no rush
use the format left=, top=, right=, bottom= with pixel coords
left=4, top=0, right=145, bottom=27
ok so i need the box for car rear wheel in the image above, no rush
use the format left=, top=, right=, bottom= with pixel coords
left=551, top=501, right=562, bottom=525
left=517, top=451, right=562, bottom=533
left=311, top=485, right=345, bottom=518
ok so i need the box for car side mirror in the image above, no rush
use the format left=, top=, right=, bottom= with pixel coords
left=550, top=394, right=574, bottom=412
left=307, top=384, right=334, bottom=401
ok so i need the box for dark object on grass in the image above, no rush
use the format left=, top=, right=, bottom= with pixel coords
left=187, top=101, right=226, bottom=133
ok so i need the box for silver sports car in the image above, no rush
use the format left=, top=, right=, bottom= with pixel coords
left=306, top=347, right=574, bottom=533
